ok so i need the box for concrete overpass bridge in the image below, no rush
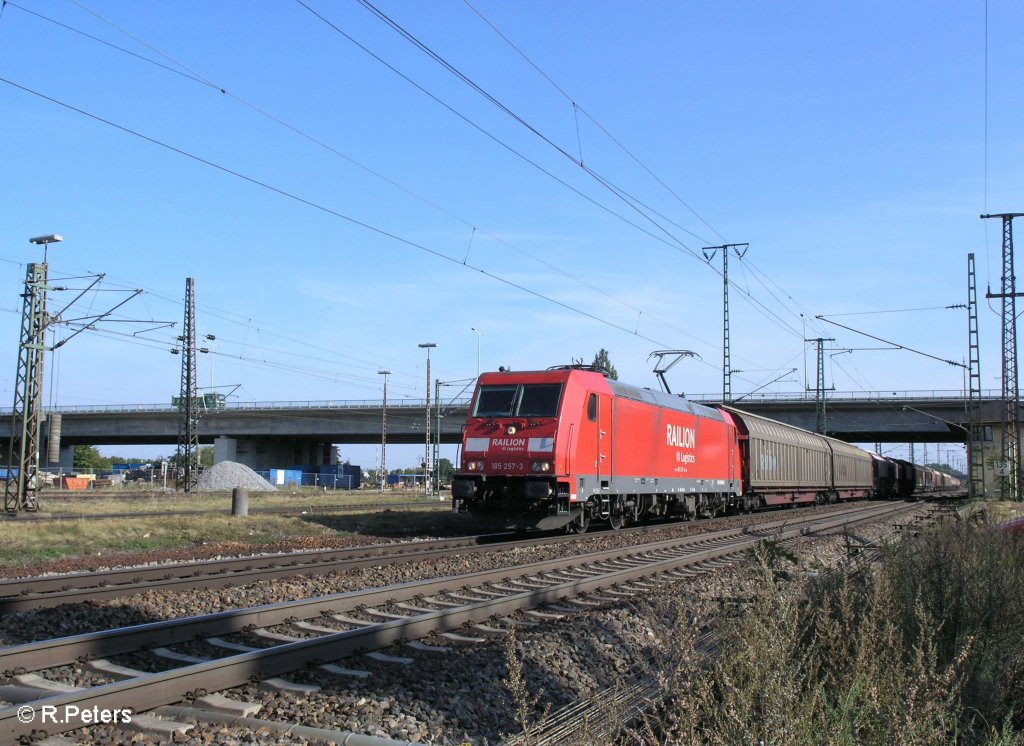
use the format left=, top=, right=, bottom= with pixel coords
left=1, top=389, right=1007, bottom=473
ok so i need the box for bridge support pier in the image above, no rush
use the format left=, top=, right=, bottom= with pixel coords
left=212, top=436, right=338, bottom=473
left=213, top=436, right=237, bottom=464
left=40, top=444, right=74, bottom=472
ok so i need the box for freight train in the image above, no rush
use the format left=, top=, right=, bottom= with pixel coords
left=450, top=365, right=961, bottom=531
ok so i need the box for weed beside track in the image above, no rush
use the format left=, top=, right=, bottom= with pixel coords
left=622, top=513, right=1024, bottom=745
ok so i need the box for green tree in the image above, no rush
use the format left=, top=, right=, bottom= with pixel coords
left=591, top=348, right=618, bottom=379
left=438, top=457, right=454, bottom=483
left=74, top=445, right=111, bottom=472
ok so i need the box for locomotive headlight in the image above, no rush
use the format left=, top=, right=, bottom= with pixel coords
left=465, top=460, right=485, bottom=472
left=506, top=425, right=517, bottom=435
left=531, top=460, right=552, bottom=473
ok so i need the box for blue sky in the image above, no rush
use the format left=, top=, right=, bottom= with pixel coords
left=1, top=1, right=1020, bottom=469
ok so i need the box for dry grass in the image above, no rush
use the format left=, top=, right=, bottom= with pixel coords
left=36, top=488, right=442, bottom=515
left=0, top=491, right=479, bottom=570
left=625, top=515, right=1024, bottom=745
left=0, top=513, right=341, bottom=568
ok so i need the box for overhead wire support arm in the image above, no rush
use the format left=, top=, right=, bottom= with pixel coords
left=48, top=273, right=105, bottom=315
left=733, top=368, right=798, bottom=403
left=51, top=289, right=145, bottom=350
left=815, top=315, right=968, bottom=369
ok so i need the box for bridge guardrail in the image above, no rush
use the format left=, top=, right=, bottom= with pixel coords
left=0, top=390, right=999, bottom=416
left=11, top=398, right=476, bottom=415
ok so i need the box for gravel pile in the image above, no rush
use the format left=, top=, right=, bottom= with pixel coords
left=195, top=461, right=276, bottom=492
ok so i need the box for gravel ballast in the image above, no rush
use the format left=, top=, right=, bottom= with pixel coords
left=3, top=504, right=937, bottom=744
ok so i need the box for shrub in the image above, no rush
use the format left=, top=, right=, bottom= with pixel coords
left=631, top=521, right=1024, bottom=746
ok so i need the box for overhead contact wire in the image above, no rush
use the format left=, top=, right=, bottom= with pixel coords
left=21, top=1, right=681, bottom=338
left=463, top=0, right=731, bottom=246
left=461, top=0, right=827, bottom=339
left=345, top=0, right=810, bottom=346
left=0, top=76, right=675, bottom=351
left=44, top=0, right=789, bottom=358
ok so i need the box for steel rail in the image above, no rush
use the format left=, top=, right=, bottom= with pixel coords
left=0, top=504, right=899, bottom=675
left=0, top=503, right=879, bottom=612
left=512, top=504, right=939, bottom=745
left=0, top=500, right=448, bottom=523
left=0, top=502, right=916, bottom=745
left=0, top=504, right=903, bottom=676
left=0, top=517, right=705, bottom=612
left=0, top=532, right=517, bottom=612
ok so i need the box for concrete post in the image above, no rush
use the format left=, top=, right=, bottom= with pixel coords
left=231, top=487, right=249, bottom=517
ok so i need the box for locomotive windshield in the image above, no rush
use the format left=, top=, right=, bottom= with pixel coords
left=474, top=386, right=518, bottom=417
left=473, top=383, right=563, bottom=418
left=518, top=384, right=562, bottom=416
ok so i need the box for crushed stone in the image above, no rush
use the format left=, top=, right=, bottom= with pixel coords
left=195, top=461, right=276, bottom=492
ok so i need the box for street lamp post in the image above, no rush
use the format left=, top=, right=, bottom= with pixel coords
left=471, top=327, right=484, bottom=379
left=418, top=343, right=437, bottom=495
left=378, top=370, right=392, bottom=492
left=434, top=376, right=442, bottom=499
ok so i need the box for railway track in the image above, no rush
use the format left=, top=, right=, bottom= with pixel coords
left=0, top=531, right=510, bottom=613
left=0, top=520, right=697, bottom=613
left=0, top=501, right=917, bottom=744
left=0, top=499, right=447, bottom=523
left=0, top=501, right=897, bottom=614
left=506, top=502, right=945, bottom=745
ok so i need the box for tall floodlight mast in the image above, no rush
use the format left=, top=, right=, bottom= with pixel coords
left=4, top=235, right=61, bottom=512
left=4, top=235, right=145, bottom=511
left=175, top=277, right=200, bottom=492
left=702, top=243, right=748, bottom=403
left=983, top=212, right=1024, bottom=501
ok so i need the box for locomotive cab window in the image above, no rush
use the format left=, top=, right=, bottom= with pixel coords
left=518, top=384, right=563, bottom=417
left=587, top=393, right=598, bottom=422
left=473, top=383, right=564, bottom=418
left=474, top=386, right=518, bottom=417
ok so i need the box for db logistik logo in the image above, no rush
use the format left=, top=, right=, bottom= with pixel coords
left=17, top=704, right=133, bottom=725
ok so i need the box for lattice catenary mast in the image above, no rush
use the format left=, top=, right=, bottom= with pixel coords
left=983, top=213, right=1024, bottom=501
left=967, top=253, right=984, bottom=499
left=175, top=277, right=200, bottom=492
left=4, top=261, right=51, bottom=512
left=806, top=337, right=835, bottom=434
left=702, top=243, right=748, bottom=403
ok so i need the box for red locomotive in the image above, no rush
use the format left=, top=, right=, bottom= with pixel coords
left=451, top=365, right=743, bottom=531
left=451, top=365, right=960, bottom=530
